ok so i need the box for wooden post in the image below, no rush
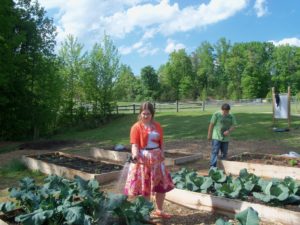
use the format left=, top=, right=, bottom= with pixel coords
left=176, top=100, right=179, bottom=112
left=202, top=100, right=205, bottom=111
left=288, top=86, right=291, bottom=128
left=272, top=87, right=275, bottom=126
left=116, top=105, right=118, bottom=114
left=133, top=104, right=136, bottom=114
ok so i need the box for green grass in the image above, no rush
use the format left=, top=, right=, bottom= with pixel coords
left=0, top=159, right=46, bottom=190
left=0, top=143, right=19, bottom=154
left=51, top=107, right=300, bottom=148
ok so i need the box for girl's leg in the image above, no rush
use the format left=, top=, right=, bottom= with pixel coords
left=155, top=192, right=165, bottom=211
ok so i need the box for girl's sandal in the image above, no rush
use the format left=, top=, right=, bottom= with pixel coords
left=153, top=210, right=172, bottom=219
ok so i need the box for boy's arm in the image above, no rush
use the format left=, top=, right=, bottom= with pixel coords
left=207, top=123, right=214, bottom=140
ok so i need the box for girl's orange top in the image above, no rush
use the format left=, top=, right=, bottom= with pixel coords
left=130, top=121, right=163, bottom=150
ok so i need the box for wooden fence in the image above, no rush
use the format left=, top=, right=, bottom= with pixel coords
left=113, top=101, right=205, bottom=114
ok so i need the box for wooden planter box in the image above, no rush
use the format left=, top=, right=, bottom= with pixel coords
left=0, top=219, right=8, bottom=225
left=91, top=147, right=202, bottom=166
left=22, top=152, right=122, bottom=184
left=165, top=188, right=300, bottom=225
left=219, top=152, right=300, bottom=180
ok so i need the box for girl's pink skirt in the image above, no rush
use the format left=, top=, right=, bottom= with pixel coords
left=124, top=149, right=174, bottom=196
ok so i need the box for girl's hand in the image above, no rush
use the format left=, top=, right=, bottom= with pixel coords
left=131, top=144, right=139, bottom=160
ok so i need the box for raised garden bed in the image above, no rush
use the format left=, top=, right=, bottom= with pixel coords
left=165, top=188, right=300, bottom=225
left=22, top=152, right=122, bottom=184
left=91, top=147, right=202, bottom=166
left=219, top=152, right=300, bottom=180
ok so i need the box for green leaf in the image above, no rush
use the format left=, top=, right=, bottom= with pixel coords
left=63, top=206, right=85, bottom=225
left=235, top=207, right=259, bottom=225
left=209, top=167, right=227, bottom=183
left=15, top=209, right=53, bottom=225
left=0, top=202, right=16, bottom=213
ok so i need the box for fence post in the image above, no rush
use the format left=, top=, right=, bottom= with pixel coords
left=116, top=105, right=119, bottom=114
left=202, top=100, right=205, bottom=111
left=133, top=104, right=136, bottom=114
left=176, top=100, right=179, bottom=112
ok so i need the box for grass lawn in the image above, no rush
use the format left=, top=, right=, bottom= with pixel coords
left=51, top=104, right=300, bottom=148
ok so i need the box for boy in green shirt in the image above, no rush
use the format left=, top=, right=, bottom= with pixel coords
left=207, top=103, right=237, bottom=168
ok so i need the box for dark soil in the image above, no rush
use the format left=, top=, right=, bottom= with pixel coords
left=229, top=152, right=300, bottom=168
left=30, top=152, right=123, bottom=174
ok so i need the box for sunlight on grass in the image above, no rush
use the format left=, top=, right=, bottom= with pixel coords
left=0, top=159, right=46, bottom=190
left=49, top=106, right=300, bottom=148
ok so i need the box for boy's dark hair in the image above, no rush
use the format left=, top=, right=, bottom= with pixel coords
left=221, top=103, right=230, bottom=110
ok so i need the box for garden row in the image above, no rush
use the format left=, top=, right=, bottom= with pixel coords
left=0, top=148, right=299, bottom=224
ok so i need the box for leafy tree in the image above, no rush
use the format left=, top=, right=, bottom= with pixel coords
left=140, top=65, right=160, bottom=100
left=194, top=41, right=215, bottom=99
left=225, top=43, right=246, bottom=100
left=83, top=35, right=120, bottom=123
left=271, top=45, right=300, bottom=94
left=163, top=49, right=193, bottom=100
left=241, top=42, right=273, bottom=99
left=0, top=0, right=60, bottom=140
left=114, top=65, right=140, bottom=101
left=214, top=38, right=231, bottom=99
left=58, top=35, right=87, bottom=125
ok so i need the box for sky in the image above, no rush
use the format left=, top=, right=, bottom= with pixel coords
left=39, top=0, right=300, bottom=75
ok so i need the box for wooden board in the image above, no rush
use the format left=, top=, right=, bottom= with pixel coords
left=22, top=152, right=121, bottom=184
left=0, top=219, right=8, bottom=225
left=91, top=147, right=130, bottom=162
left=91, top=147, right=202, bottom=166
left=219, top=153, right=300, bottom=180
left=165, top=188, right=300, bottom=225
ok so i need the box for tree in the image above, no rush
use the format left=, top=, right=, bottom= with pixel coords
left=0, top=0, right=60, bottom=139
left=58, top=35, right=86, bottom=125
left=84, top=35, right=120, bottom=122
left=214, top=38, right=231, bottom=99
left=194, top=41, right=215, bottom=99
left=163, top=49, right=193, bottom=100
left=225, top=43, right=246, bottom=100
left=271, top=45, right=300, bottom=94
left=140, top=65, right=160, bottom=100
left=114, top=65, right=140, bottom=101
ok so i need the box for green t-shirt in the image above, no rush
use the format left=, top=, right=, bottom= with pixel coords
left=210, top=111, right=237, bottom=142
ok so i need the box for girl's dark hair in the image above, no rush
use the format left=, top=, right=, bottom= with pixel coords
left=138, top=102, right=155, bottom=120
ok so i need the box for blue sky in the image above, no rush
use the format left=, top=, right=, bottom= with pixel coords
left=39, top=0, right=300, bottom=75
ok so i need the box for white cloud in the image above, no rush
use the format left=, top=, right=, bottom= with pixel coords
left=254, top=0, right=268, bottom=17
left=165, top=39, right=185, bottom=53
left=119, top=40, right=159, bottom=56
left=39, top=0, right=250, bottom=54
left=40, top=0, right=249, bottom=38
left=160, top=0, right=249, bottom=35
left=270, top=37, right=300, bottom=47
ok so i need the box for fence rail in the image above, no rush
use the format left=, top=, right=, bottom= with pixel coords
left=113, top=101, right=205, bottom=114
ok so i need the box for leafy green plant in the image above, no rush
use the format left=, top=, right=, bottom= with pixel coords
left=253, top=180, right=289, bottom=203
left=171, top=168, right=213, bottom=193
left=214, top=177, right=242, bottom=199
left=216, top=207, right=260, bottom=225
left=172, top=168, right=300, bottom=207
left=208, top=167, right=227, bottom=183
left=288, top=159, right=298, bottom=167
left=0, top=175, right=153, bottom=225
